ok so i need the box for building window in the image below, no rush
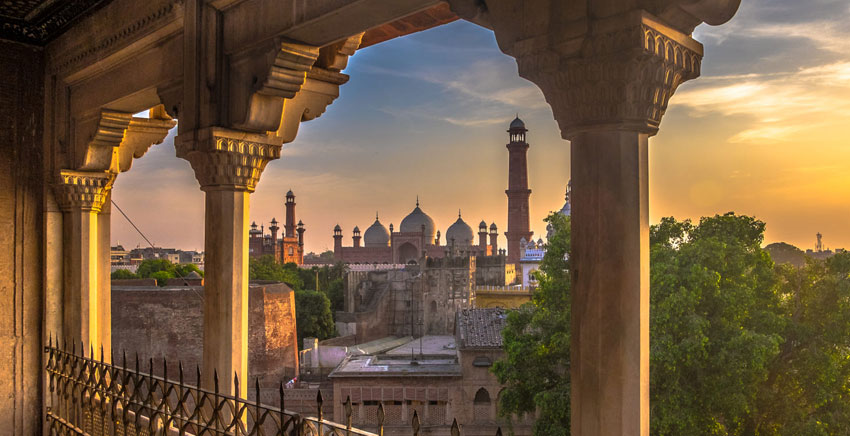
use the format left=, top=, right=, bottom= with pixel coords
left=288, top=246, right=294, bottom=256
left=473, top=388, right=492, bottom=422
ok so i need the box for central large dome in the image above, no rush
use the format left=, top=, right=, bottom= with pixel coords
left=400, top=201, right=436, bottom=243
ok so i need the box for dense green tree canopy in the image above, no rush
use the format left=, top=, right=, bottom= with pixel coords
left=496, top=212, right=850, bottom=436
left=493, top=212, right=571, bottom=435
left=294, top=290, right=336, bottom=345
left=249, top=256, right=304, bottom=289
left=111, top=269, right=136, bottom=280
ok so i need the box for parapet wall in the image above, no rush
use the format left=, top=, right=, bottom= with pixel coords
left=112, top=283, right=299, bottom=388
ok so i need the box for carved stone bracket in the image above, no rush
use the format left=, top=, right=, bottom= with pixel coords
left=277, top=33, right=363, bottom=143
left=54, top=170, right=115, bottom=213
left=78, top=107, right=176, bottom=173
left=175, top=127, right=282, bottom=192
left=516, top=12, right=703, bottom=138
left=229, top=41, right=320, bottom=132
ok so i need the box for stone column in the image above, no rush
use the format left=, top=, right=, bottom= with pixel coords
left=53, top=170, right=114, bottom=353
left=512, top=13, right=704, bottom=436
left=177, top=127, right=282, bottom=397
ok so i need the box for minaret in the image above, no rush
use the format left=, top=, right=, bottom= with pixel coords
left=333, top=225, right=343, bottom=254
left=269, top=217, right=279, bottom=241
left=489, top=223, right=499, bottom=254
left=478, top=220, right=488, bottom=251
left=296, top=220, right=305, bottom=248
left=353, top=226, right=361, bottom=248
left=285, top=190, right=296, bottom=237
left=505, top=116, right=533, bottom=264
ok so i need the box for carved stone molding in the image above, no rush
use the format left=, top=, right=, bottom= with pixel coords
left=515, top=13, right=703, bottom=137
left=277, top=33, right=362, bottom=143
left=229, top=41, right=320, bottom=132
left=78, top=108, right=176, bottom=173
left=175, top=128, right=282, bottom=192
left=48, top=0, right=184, bottom=74
left=54, top=170, right=115, bottom=213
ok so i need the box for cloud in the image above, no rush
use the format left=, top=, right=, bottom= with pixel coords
left=673, top=61, right=850, bottom=143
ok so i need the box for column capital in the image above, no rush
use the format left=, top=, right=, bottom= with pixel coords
left=516, top=12, right=703, bottom=138
left=175, top=127, right=282, bottom=192
left=53, top=170, right=115, bottom=213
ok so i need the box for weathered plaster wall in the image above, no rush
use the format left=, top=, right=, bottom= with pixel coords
left=0, top=39, right=44, bottom=436
left=112, top=283, right=299, bottom=388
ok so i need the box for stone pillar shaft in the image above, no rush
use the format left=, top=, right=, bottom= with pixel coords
left=570, top=131, right=649, bottom=436
left=177, top=127, right=281, bottom=397
left=202, top=189, right=250, bottom=397
left=54, top=170, right=113, bottom=353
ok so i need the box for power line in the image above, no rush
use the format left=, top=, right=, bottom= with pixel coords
left=111, top=199, right=204, bottom=301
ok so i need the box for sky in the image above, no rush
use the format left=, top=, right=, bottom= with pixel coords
left=111, top=0, right=850, bottom=255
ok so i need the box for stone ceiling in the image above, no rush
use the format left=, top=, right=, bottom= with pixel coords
left=0, top=0, right=113, bottom=45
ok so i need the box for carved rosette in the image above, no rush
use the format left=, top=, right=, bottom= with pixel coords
left=54, top=170, right=115, bottom=213
left=516, top=16, right=703, bottom=137
left=176, top=128, right=282, bottom=192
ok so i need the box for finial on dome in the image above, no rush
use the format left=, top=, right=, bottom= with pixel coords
left=458, top=209, right=462, bottom=218
left=416, top=195, right=419, bottom=207
left=376, top=211, right=379, bottom=220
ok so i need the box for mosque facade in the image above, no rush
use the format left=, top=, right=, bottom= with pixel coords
left=249, top=190, right=306, bottom=265
left=332, top=117, right=540, bottom=266
left=333, top=203, right=502, bottom=265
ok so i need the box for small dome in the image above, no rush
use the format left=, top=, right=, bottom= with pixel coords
left=509, top=116, right=526, bottom=130
left=286, top=189, right=294, bottom=197
left=479, top=220, right=487, bottom=230
left=490, top=222, right=497, bottom=230
left=333, top=224, right=341, bottom=231
left=400, top=200, right=436, bottom=242
left=353, top=226, right=360, bottom=233
left=364, top=217, right=390, bottom=247
left=446, top=213, right=474, bottom=246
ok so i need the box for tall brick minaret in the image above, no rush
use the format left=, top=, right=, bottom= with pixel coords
left=285, top=189, right=296, bottom=237
left=505, top=116, right=533, bottom=264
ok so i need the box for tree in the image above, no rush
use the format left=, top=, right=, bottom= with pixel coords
left=649, top=213, right=785, bottom=435
left=249, top=256, right=303, bottom=290
left=174, top=263, right=204, bottom=278
left=111, top=269, right=137, bottom=280
left=294, top=289, right=336, bottom=344
left=136, top=258, right=175, bottom=278
left=493, top=212, right=571, bottom=436
left=751, top=253, right=850, bottom=435
left=149, top=270, right=174, bottom=287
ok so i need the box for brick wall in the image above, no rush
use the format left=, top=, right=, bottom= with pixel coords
left=112, top=283, right=299, bottom=388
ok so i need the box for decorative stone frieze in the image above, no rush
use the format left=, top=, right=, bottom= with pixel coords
left=516, top=13, right=703, bottom=137
left=175, top=128, right=282, bottom=192
left=53, top=170, right=115, bottom=213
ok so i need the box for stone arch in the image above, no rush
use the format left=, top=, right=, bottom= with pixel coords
left=473, top=388, right=492, bottom=422
left=398, top=242, right=418, bottom=264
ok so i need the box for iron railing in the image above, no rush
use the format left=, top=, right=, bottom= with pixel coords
left=44, top=338, right=495, bottom=436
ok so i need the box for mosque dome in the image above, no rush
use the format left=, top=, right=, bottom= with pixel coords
left=509, top=116, right=526, bottom=130
left=400, top=200, right=436, bottom=242
left=446, top=212, right=474, bottom=246
left=364, top=216, right=390, bottom=247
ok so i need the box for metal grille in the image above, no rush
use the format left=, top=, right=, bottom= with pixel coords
left=44, top=339, right=504, bottom=436
left=44, top=339, right=373, bottom=436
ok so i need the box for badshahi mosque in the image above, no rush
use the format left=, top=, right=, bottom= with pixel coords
left=331, top=116, right=540, bottom=265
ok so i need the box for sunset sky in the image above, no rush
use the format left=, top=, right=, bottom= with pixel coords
left=112, top=0, right=850, bottom=255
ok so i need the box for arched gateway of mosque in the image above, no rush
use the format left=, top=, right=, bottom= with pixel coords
left=0, top=0, right=743, bottom=434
